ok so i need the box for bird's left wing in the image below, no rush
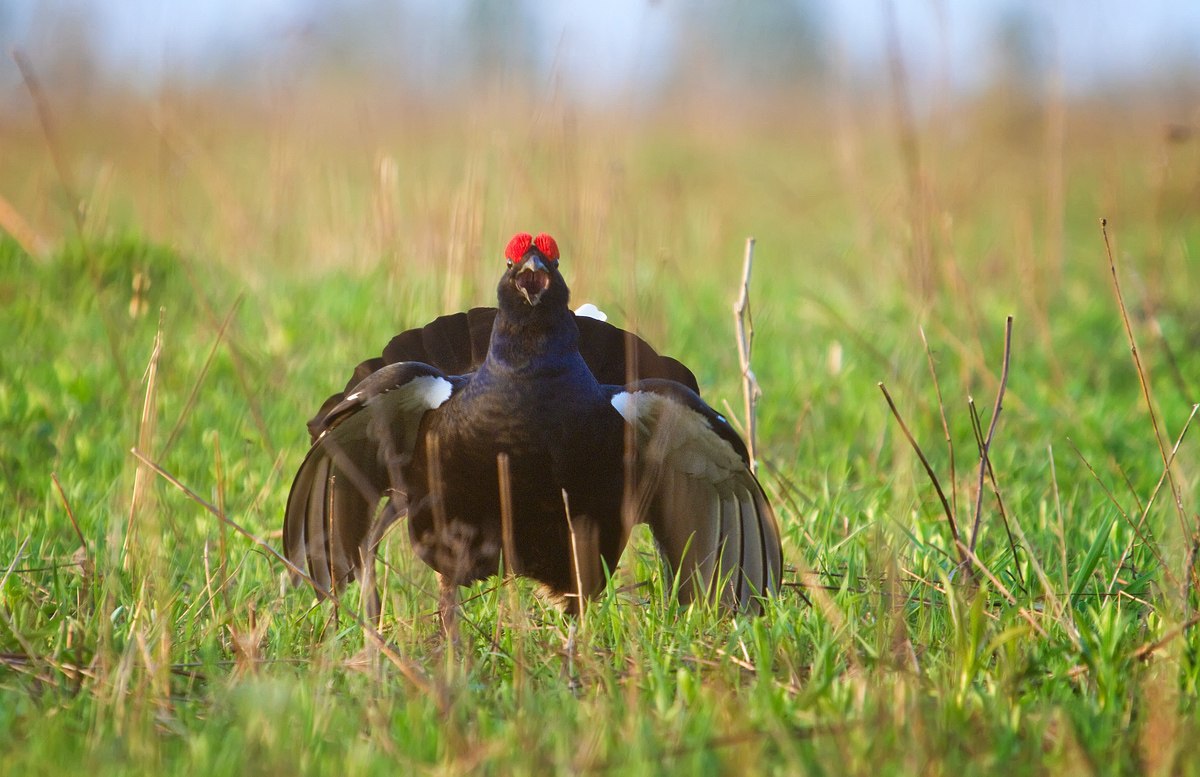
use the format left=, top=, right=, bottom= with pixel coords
left=284, top=362, right=463, bottom=596
left=608, top=380, right=783, bottom=614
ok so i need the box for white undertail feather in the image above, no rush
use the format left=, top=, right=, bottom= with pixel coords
left=574, top=303, right=608, bottom=322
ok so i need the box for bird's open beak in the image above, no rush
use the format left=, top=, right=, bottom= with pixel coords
left=514, top=256, right=551, bottom=306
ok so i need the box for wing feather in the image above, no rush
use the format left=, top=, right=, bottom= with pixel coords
left=609, top=380, right=783, bottom=614
left=308, top=308, right=700, bottom=435
left=284, top=362, right=460, bottom=601
left=735, top=484, right=761, bottom=604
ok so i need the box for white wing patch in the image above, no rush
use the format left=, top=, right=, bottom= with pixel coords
left=365, top=374, right=453, bottom=411
left=610, top=390, right=744, bottom=479
left=574, top=303, right=608, bottom=322
left=610, top=390, right=635, bottom=422
left=412, top=375, right=454, bottom=408
left=611, top=388, right=781, bottom=613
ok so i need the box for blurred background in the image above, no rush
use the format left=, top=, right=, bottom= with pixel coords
left=2, top=1, right=1197, bottom=272
left=3, top=0, right=1199, bottom=393
left=5, top=7, right=1200, bottom=772
left=3, top=1, right=1198, bottom=101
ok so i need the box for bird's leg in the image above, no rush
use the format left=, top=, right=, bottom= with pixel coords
left=437, top=573, right=460, bottom=644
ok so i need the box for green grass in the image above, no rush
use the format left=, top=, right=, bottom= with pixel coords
left=2, top=96, right=1200, bottom=774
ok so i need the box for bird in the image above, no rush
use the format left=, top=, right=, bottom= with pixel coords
left=283, top=232, right=782, bottom=631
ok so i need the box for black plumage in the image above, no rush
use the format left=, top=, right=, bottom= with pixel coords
left=284, top=232, right=782, bottom=623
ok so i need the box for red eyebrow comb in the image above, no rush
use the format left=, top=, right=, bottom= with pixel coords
left=505, top=232, right=533, bottom=261
left=533, top=233, right=559, bottom=261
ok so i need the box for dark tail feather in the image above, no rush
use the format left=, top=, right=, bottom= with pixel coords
left=284, top=442, right=382, bottom=596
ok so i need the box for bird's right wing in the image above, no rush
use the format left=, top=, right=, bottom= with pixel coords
left=608, top=380, right=783, bottom=614
left=284, top=362, right=463, bottom=596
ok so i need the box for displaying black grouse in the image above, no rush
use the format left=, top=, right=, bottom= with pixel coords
left=284, top=232, right=782, bottom=624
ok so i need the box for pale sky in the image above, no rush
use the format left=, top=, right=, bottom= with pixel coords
left=2, top=1, right=1197, bottom=98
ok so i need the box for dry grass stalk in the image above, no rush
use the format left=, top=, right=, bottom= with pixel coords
left=1107, top=404, right=1199, bottom=595
left=0, top=540, right=38, bottom=661
left=0, top=193, right=47, bottom=258
left=161, top=295, right=244, bottom=455
left=877, top=381, right=965, bottom=569
left=128, top=447, right=437, bottom=699
left=733, top=237, right=761, bottom=471
left=967, top=316, right=1013, bottom=554
left=123, top=309, right=164, bottom=565
left=966, top=396, right=1024, bottom=590
left=52, top=471, right=89, bottom=562
left=15, top=50, right=133, bottom=388
left=13, top=49, right=83, bottom=240
left=919, top=327, right=958, bottom=523
left=497, top=452, right=517, bottom=574
left=1101, top=219, right=1189, bottom=539
left=1065, top=438, right=1177, bottom=592
left=1101, top=218, right=1197, bottom=601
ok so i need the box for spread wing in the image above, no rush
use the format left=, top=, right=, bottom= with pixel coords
left=284, top=362, right=463, bottom=596
left=609, top=380, right=783, bottom=614
left=307, top=308, right=698, bottom=439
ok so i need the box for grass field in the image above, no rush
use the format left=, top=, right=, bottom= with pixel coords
left=2, top=83, right=1200, bottom=774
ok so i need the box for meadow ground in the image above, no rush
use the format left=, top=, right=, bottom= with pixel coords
left=2, top=86, right=1200, bottom=774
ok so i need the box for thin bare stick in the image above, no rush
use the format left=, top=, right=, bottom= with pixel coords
left=12, top=50, right=83, bottom=237
left=1101, top=219, right=1189, bottom=537
left=1047, top=445, right=1073, bottom=611
left=169, top=243, right=277, bottom=455
left=201, top=539, right=219, bottom=623
left=129, top=448, right=434, bottom=696
left=162, top=294, right=244, bottom=455
left=878, top=381, right=967, bottom=569
left=966, top=397, right=1024, bottom=590
left=14, top=50, right=129, bottom=388
left=999, top=490, right=1079, bottom=650
left=733, top=237, right=761, bottom=471
left=0, top=540, right=40, bottom=662
left=0, top=539, right=30, bottom=602
left=0, top=192, right=46, bottom=258
left=497, top=452, right=517, bottom=574
left=213, top=432, right=231, bottom=613
left=1108, top=403, right=1199, bottom=594
left=1112, top=457, right=1148, bottom=519
left=51, top=472, right=88, bottom=560
left=919, top=326, right=958, bottom=522
left=968, top=316, right=1013, bottom=553
left=956, top=543, right=1051, bottom=640
left=1151, top=316, right=1194, bottom=401
left=563, top=489, right=586, bottom=614
left=1128, top=613, right=1200, bottom=662
left=1065, top=438, right=1176, bottom=591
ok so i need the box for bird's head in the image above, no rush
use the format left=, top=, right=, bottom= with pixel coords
left=499, top=232, right=568, bottom=309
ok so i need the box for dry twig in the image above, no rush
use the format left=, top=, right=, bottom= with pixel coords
left=128, top=448, right=436, bottom=698
left=733, top=237, right=761, bottom=470
left=968, top=316, right=1013, bottom=553
left=1101, top=219, right=1189, bottom=538
left=919, top=327, right=958, bottom=522
left=123, top=309, right=164, bottom=563
left=877, top=382, right=966, bottom=570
